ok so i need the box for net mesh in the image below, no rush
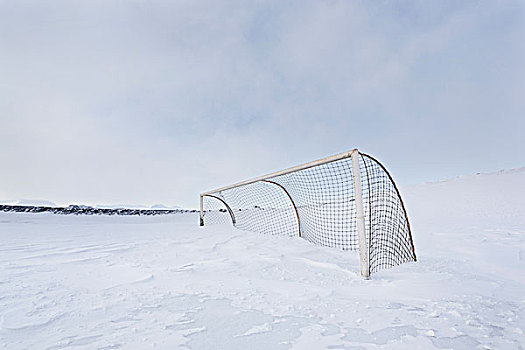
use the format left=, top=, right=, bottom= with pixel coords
left=202, top=196, right=232, bottom=225
left=359, top=153, right=416, bottom=273
left=221, top=181, right=298, bottom=237
left=202, top=152, right=416, bottom=273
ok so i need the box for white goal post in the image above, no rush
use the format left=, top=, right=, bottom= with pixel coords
left=200, top=149, right=416, bottom=277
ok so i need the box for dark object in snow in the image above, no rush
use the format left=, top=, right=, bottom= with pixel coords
left=0, top=204, right=196, bottom=216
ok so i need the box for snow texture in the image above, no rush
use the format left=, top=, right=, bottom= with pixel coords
left=0, top=168, right=524, bottom=349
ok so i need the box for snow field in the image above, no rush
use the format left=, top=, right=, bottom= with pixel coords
left=1, top=168, right=524, bottom=349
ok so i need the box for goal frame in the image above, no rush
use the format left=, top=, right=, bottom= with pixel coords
left=199, top=149, right=415, bottom=278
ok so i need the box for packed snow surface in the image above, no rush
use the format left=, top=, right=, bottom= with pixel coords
left=1, top=168, right=524, bottom=349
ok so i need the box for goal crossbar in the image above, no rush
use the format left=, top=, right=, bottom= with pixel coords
left=201, top=149, right=357, bottom=196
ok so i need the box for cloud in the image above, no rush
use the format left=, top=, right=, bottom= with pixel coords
left=1, top=0, right=523, bottom=208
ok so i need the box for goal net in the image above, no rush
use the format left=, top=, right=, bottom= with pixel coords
left=200, top=149, right=416, bottom=277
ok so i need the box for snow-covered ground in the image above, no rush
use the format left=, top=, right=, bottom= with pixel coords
left=1, top=169, right=524, bottom=349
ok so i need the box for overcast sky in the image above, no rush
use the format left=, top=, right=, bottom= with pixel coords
left=1, top=0, right=524, bottom=208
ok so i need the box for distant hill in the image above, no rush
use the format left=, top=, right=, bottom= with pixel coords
left=14, top=199, right=57, bottom=207
left=150, top=204, right=182, bottom=210
left=402, top=167, right=525, bottom=230
left=0, top=203, right=195, bottom=216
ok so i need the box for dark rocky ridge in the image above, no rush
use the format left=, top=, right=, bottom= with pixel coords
left=0, top=204, right=196, bottom=216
